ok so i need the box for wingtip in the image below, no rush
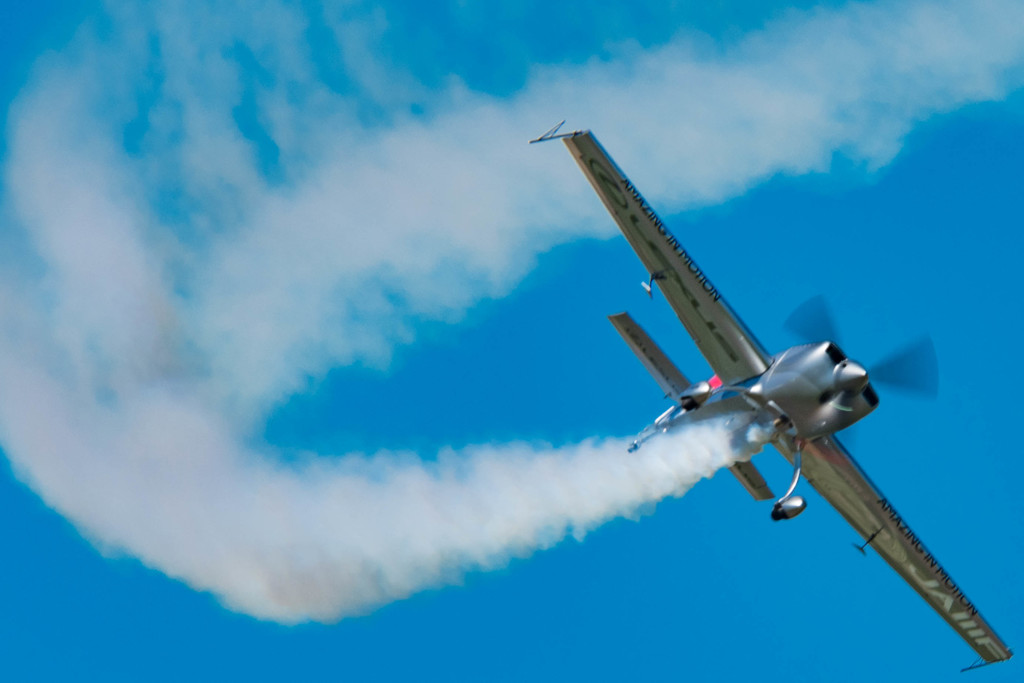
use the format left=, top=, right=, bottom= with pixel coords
left=528, top=120, right=583, bottom=143
left=960, top=651, right=1013, bottom=672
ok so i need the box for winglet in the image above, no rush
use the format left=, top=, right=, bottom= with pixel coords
left=529, top=120, right=582, bottom=143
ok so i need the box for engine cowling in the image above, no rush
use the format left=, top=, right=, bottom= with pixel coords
left=754, top=343, right=879, bottom=439
left=770, top=496, right=807, bottom=521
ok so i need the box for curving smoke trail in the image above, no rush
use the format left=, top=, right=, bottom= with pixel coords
left=0, top=346, right=768, bottom=621
left=1, top=0, right=1023, bottom=621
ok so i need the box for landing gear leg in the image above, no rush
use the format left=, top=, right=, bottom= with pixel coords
left=771, top=447, right=807, bottom=520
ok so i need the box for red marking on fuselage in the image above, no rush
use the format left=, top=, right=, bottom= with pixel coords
left=708, top=375, right=722, bottom=389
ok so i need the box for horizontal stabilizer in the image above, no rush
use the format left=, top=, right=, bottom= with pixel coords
left=609, top=312, right=689, bottom=400
left=729, top=461, right=774, bottom=501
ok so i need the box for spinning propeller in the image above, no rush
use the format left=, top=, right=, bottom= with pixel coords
left=784, top=295, right=939, bottom=399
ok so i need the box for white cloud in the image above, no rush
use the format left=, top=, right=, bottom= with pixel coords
left=0, top=0, right=1022, bottom=621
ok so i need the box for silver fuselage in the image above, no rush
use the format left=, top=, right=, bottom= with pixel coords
left=631, top=341, right=878, bottom=451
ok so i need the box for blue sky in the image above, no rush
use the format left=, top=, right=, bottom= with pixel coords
left=0, top=1, right=1022, bottom=680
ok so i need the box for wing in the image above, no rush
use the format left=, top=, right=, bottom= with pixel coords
left=774, top=435, right=1012, bottom=664
left=564, top=131, right=772, bottom=385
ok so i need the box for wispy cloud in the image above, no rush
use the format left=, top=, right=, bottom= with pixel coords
left=0, top=0, right=1022, bottom=621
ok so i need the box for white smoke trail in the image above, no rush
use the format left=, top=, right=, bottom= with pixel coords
left=0, top=346, right=767, bottom=621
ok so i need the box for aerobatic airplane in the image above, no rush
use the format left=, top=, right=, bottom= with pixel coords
left=532, top=123, right=1011, bottom=669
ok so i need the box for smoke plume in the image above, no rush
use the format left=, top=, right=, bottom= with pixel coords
left=0, top=347, right=766, bottom=620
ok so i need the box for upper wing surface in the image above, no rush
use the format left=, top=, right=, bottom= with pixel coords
left=775, top=435, right=1012, bottom=664
left=564, top=131, right=772, bottom=385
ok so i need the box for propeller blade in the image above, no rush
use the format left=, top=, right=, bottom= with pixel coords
left=785, top=295, right=841, bottom=344
left=871, top=336, right=939, bottom=397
